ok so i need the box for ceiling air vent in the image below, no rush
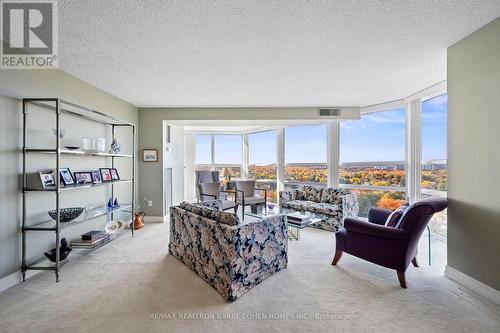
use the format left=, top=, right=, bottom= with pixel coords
left=318, top=108, right=341, bottom=117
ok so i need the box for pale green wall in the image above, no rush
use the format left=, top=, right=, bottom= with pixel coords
left=447, top=17, right=500, bottom=291
left=0, top=69, right=138, bottom=280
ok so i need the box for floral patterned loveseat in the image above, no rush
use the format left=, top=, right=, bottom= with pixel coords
left=279, top=186, right=359, bottom=232
left=169, top=201, right=288, bottom=301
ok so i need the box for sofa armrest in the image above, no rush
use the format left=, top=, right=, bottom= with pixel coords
left=368, top=208, right=392, bottom=225
left=344, top=218, right=408, bottom=240
left=339, top=192, right=359, bottom=219
left=232, top=213, right=288, bottom=275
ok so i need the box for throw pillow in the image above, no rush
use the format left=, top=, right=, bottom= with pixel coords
left=385, top=203, right=409, bottom=227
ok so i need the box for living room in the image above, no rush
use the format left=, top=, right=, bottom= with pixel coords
left=1, top=1, right=500, bottom=332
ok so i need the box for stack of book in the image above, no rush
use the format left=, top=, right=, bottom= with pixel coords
left=286, top=212, right=312, bottom=225
left=71, top=231, right=111, bottom=248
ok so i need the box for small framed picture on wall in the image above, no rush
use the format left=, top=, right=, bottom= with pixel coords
left=143, top=149, right=158, bottom=162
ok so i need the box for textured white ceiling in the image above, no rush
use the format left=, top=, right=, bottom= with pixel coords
left=58, top=1, right=500, bottom=107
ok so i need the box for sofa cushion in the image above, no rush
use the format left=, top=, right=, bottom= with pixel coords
left=283, top=200, right=338, bottom=216
left=296, top=186, right=323, bottom=202
left=320, top=188, right=350, bottom=204
left=385, top=203, right=409, bottom=227
left=201, top=207, right=240, bottom=226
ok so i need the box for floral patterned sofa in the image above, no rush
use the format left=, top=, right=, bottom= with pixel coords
left=169, top=201, right=288, bottom=301
left=279, top=186, right=359, bottom=232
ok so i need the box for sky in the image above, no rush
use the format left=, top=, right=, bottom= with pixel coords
left=195, top=93, right=447, bottom=164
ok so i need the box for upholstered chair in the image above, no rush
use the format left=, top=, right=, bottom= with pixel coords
left=200, top=182, right=238, bottom=213
left=235, top=180, right=267, bottom=220
left=195, top=170, right=220, bottom=201
left=331, top=196, right=447, bottom=288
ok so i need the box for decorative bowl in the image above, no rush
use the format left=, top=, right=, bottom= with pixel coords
left=48, top=207, right=84, bottom=223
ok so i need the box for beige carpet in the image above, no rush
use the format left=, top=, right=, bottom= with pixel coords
left=0, top=223, right=499, bottom=333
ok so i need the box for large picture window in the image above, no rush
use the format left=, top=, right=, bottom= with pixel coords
left=249, top=130, right=277, bottom=202
left=284, top=124, right=327, bottom=187
left=249, top=130, right=277, bottom=180
left=195, top=134, right=212, bottom=171
left=340, top=108, right=406, bottom=216
left=421, top=93, right=447, bottom=238
left=194, top=134, right=242, bottom=178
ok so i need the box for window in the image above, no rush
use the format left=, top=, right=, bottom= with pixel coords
left=214, top=135, right=242, bottom=165
left=214, top=135, right=242, bottom=178
left=421, top=93, right=447, bottom=238
left=195, top=135, right=211, bottom=170
left=249, top=130, right=277, bottom=202
left=249, top=130, right=277, bottom=180
left=195, top=134, right=211, bottom=164
left=195, top=134, right=243, bottom=178
left=284, top=124, right=327, bottom=185
left=340, top=108, right=406, bottom=216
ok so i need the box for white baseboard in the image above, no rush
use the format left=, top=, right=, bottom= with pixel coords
left=0, top=270, right=41, bottom=293
left=143, top=216, right=166, bottom=223
left=445, top=265, right=500, bottom=306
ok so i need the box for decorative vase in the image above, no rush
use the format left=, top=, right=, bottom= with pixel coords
left=44, top=238, right=72, bottom=262
left=133, top=212, right=145, bottom=230
left=110, top=139, right=121, bottom=154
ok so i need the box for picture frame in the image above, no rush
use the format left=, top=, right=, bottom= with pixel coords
left=39, top=171, right=56, bottom=189
left=59, top=168, right=75, bottom=186
left=110, top=168, right=120, bottom=181
left=91, top=170, right=102, bottom=184
left=99, top=168, right=112, bottom=182
left=143, top=149, right=158, bottom=162
left=74, top=171, right=93, bottom=185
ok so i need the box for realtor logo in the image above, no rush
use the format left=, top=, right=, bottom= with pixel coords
left=1, top=0, right=58, bottom=68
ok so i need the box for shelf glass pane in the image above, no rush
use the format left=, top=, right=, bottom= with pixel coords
left=27, top=229, right=129, bottom=269
left=27, top=204, right=132, bottom=230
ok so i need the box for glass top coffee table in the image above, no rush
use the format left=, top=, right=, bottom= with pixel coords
left=244, top=208, right=325, bottom=240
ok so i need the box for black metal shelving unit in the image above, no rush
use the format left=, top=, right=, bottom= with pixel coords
left=21, top=98, right=136, bottom=282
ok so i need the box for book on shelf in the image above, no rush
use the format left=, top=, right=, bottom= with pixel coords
left=82, top=230, right=108, bottom=241
left=72, top=232, right=111, bottom=248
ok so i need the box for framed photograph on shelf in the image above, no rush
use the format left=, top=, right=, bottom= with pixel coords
left=91, top=170, right=102, bottom=184
left=110, top=168, right=120, bottom=181
left=59, top=168, right=75, bottom=186
left=39, top=171, right=56, bottom=189
left=74, top=171, right=93, bottom=185
left=143, top=149, right=158, bottom=162
left=99, top=168, right=112, bottom=182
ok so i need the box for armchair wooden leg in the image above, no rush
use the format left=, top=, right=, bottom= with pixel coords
left=397, top=271, right=407, bottom=289
left=411, top=257, right=419, bottom=267
left=331, top=249, right=343, bottom=265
